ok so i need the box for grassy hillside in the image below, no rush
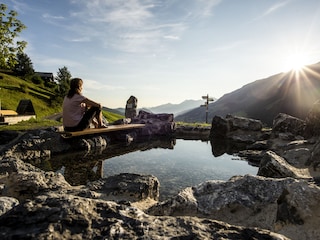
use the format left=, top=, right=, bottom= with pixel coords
left=0, top=72, right=124, bottom=130
left=0, top=72, right=60, bottom=118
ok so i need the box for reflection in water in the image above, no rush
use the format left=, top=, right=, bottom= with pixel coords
left=31, top=137, right=257, bottom=200
left=103, top=139, right=258, bottom=200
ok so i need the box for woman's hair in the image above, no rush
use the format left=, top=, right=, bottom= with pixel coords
left=67, top=78, right=83, bottom=98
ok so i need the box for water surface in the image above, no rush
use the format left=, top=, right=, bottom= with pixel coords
left=103, top=139, right=258, bottom=200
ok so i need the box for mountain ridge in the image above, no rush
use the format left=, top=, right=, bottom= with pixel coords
left=176, top=62, right=320, bottom=125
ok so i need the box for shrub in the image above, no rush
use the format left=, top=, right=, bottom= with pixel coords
left=31, top=74, right=44, bottom=85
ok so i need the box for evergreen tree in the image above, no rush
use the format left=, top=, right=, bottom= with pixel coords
left=13, top=52, right=34, bottom=77
left=0, top=4, right=27, bottom=70
left=55, top=66, right=72, bottom=97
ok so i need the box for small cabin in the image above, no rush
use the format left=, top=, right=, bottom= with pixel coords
left=0, top=100, right=36, bottom=125
left=35, top=72, right=54, bottom=82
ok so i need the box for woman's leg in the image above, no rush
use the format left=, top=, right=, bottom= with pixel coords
left=77, top=106, right=102, bottom=130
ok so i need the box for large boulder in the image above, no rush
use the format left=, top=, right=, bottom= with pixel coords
left=132, top=110, right=176, bottom=137
left=148, top=175, right=320, bottom=240
left=257, top=151, right=311, bottom=179
left=272, top=113, right=306, bottom=137
left=210, top=115, right=269, bottom=144
left=0, top=192, right=288, bottom=240
left=125, top=95, right=138, bottom=119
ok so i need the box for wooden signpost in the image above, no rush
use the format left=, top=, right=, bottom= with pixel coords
left=201, top=94, right=214, bottom=123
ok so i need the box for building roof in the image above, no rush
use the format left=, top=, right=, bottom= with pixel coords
left=0, top=110, right=18, bottom=116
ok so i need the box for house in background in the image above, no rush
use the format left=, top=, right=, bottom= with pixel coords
left=35, top=72, right=54, bottom=82
left=0, top=99, right=36, bottom=125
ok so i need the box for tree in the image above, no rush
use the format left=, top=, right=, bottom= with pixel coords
left=13, top=52, right=34, bottom=77
left=55, top=66, right=72, bottom=97
left=0, top=4, right=27, bottom=70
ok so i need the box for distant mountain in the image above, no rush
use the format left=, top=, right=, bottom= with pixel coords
left=148, top=99, right=204, bottom=116
left=176, top=62, right=320, bottom=126
left=113, top=99, right=205, bottom=117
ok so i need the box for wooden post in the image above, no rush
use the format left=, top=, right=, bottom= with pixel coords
left=201, top=94, right=214, bottom=123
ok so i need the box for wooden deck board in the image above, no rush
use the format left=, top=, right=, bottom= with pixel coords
left=60, top=124, right=145, bottom=138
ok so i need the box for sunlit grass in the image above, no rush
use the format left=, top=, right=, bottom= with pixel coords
left=175, top=121, right=211, bottom=128
left=0, top=118, right=61, bottom=131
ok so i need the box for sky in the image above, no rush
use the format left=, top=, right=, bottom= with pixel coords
left=2, top=0, right=320, bottom=108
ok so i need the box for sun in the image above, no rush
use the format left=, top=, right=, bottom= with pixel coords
left=283, top=52, right=310, bottom=73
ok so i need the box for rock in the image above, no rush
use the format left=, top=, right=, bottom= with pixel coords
left=0, top=192, right=289, bottom=240
left=0, top=156, right=288, bottom=240
left=226, top=114, right=263, bottom=131
left=2, top=168, right=71, bottom=202
left=0, top=130, right=19, bottom=145
left=87, top=173, right=160, bottom=202
left=308, top=139, right=320, bottom=169
left=304, top=99, right=320, bottom=138
left=210, top=115, right=229, bottom=138
left=257, top=151, right=311, bottom=179
left=148, top=174, right=320, bottom=240
left=283, top=148, right=310, bottom=168
left=237, top=150, right=265, bottom=166
left=0, top=196, right=19, bottom=216
left=272, top=113, right=306, bottom=136
left=132, top=110, right=176, bottom=137
left=125, top=95, right=138, bottom=119
left=210, top=115, right=270, bottom=144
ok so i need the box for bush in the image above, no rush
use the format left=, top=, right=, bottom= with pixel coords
left=31, top=74, right=44, bottom=85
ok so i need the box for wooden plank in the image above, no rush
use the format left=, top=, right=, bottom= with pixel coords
left=60, top=124, right=145, bottom=139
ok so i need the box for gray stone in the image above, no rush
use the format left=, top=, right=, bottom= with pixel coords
left=87, top=173, right=160, bottom=202
left=148, top=175, right=320, bottom=240
left=283, top=148, right=310, bottom=168
left=304, top=99, right=320, bottom=138
left=272, top=113, right=306, bottom=136
left=0, top=196, right=19, bottom=216
left=257, top=151, right=311, bottom=179
left=0, top=192, right=289, bottom=240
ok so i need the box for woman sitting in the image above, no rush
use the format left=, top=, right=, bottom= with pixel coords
left=62, top=78, right=107, bottom=132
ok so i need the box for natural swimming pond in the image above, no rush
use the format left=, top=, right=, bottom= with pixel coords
left=34, top=138, right=258, bottom=201
left=102, top=139, right=258, bottom=200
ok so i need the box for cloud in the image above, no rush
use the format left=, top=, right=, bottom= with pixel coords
left=66, top=0, right=221, bottom=53
left=196, top=0, right=222, bottom=17
left=259, top=1, right=290, bottom=18
left=42, top=13, right=65, bottom=20
left=83, top=79, right=125, bottom=91
left=163, top=35, right=180, bottom=40
left=31, top=54, right=82, bottom=70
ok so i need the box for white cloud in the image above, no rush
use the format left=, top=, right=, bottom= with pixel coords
left=42, top=13, right=65, bottom=20
left=196, top=0, right=222, bottom=17
left=163, top=35, right=180, bottom=40
left=259, top=0, right=290, bottom=18
left=66, top=0, right=210, bottom=53
left=83, top=79, right=125, bottom=91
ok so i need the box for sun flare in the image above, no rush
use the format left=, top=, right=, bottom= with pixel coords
left=283, top=52, right=310, bottom=73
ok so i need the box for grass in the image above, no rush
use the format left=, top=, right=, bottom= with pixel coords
left=175, top=121, right=211, bottom=128
left=0, top=118, right=61, bottom=131
left=0, top=72, right=60, bottom=119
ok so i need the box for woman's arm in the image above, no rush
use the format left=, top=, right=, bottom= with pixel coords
left=83, top=98, right=101, bottom=109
